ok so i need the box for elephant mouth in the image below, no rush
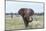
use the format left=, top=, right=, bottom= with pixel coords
left=29, top=17, right=32, bottom=20
left=23, top=16, right=33, bottom=22
left=28, top=17, right=33, bottom=22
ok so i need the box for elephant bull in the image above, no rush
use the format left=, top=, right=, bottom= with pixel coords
left=18, top=8, right=34, bottom=28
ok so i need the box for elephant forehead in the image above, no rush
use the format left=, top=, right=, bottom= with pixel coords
left=27, top=9, right=30, bottom=13
left=24, top=9, right=31, bottom=14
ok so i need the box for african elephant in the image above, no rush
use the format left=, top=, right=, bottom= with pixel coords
left=18, top=8, right=34, bottom=28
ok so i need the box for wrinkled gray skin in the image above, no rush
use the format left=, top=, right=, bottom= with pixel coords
left=18, top=8, right=34, bottom=28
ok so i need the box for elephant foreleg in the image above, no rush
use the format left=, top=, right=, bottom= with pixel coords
left=24, top=21, right=29, bottom=28
left=23, top=17, right=29, bottom=28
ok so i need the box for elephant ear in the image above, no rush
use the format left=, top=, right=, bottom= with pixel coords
left=18, top=8, right=25, bottom=16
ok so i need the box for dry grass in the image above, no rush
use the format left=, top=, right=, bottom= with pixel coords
left=5, top=15, right=44, bottom=30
